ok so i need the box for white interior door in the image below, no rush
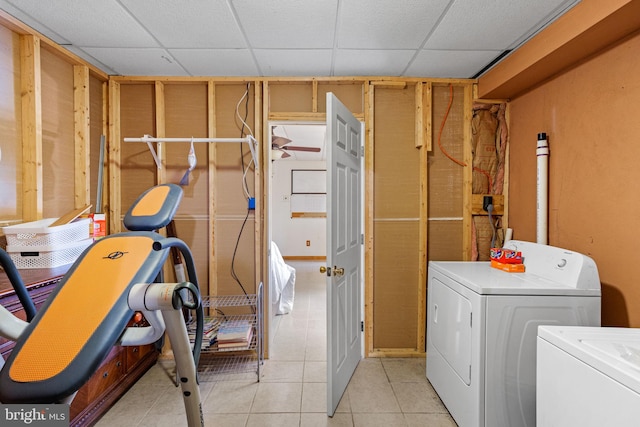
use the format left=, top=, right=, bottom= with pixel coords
left=325, top=92, right=363, bottom=416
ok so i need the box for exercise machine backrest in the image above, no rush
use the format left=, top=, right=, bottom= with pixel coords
left=0, top=232, right=172, bottom=403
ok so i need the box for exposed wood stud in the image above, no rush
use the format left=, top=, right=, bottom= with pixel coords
left=364, top=81, right=375, bottom=357
left=74, top=65, right=91, bottom=209
left=154, top=81, right=166, bottom=184
left=108, top=80, right=121, bottom=234
left=253, top=80, right=262, bottom=295
left=462, top=85, right=474, bottom=260
left=208, top=80, right=217, bottom=299
left=312, top=79, right=318, bottom=113
left=101, top=81, right=110, bottom=219
left=417, top=83, right=430, bottom=354
left=425, top=83, right=432, bottom=152
left=20, top=35, right=43, bottom=222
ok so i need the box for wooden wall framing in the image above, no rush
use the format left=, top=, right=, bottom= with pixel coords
left=0, top=10, right=485, bottom=358
left=0, top=11, right=108, bottom=227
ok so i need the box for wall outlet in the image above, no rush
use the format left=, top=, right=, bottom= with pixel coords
left=306, top=240, right=310, bottom=246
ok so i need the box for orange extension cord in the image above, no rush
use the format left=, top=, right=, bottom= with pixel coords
left=437, top=84, right=493, bottom=193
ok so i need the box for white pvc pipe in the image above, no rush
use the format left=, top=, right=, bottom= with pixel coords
left=536, top=133, right=549, bottom=244
left=504, top=228, right=513, bottom=243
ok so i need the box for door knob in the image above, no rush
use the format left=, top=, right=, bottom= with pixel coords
left=333, top=266, right=344, bottom=276
left=320, top=266, right=330, bottom=275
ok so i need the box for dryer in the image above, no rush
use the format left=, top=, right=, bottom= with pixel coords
left=426, top=241, right=601, bottom=427
left=537, top=325, right=640, bottom=427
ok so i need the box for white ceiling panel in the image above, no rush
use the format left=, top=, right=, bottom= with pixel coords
left=253, top=49, right=333, bottom=76
left=337, top=0, right=450, bottom=49
left=0, top=0, right=158, bottom=48
left=169, top=49, right=259, bottom=76
left=121, top=0, right=246, bottom=48
left=0, top=0, right=582, bottom=78
left=405, top=50, right=502, bottom=79
left=82, top=48, right=189, bottom=76
left=231, top=0, right=338, bottom=49
left=424, top=0, right=580, bottom=50
left=333, top=49, right=416, bottom=76
left=64, top=45, right=118, bottom=75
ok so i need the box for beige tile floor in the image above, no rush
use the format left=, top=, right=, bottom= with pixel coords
left=95, top=261, right=456, bottom=426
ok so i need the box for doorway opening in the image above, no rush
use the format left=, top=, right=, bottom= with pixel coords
left=267, top=123, right=328, bottom=353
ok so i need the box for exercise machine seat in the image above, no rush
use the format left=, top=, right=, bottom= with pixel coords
left=0, top=231, right=170, bottom=403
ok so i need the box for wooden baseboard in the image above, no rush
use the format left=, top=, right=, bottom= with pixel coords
left=368, top=348, right=426, bottom=358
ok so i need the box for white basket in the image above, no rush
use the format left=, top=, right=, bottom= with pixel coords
left=3, top=218, right=90, bottom=248
left=6, top=238, right=93, bottom=269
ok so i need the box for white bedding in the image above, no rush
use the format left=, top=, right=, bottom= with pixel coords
left=270, top=241, right=295, bottom=315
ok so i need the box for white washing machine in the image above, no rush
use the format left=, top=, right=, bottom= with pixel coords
left=426, top=240, right=601, bottom=427
left=537, top=325, right=640, bottom=426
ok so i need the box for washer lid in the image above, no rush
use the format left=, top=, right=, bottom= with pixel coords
left=539, top=325, right=640, bottom=393
left=429, top=261, right=601, bottom=296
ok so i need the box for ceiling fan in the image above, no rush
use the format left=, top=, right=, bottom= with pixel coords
left=271, top=134, right=321, bottom=159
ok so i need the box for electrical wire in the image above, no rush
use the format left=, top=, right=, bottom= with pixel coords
left=236, top=82, right=254, bottom=200
left=229, top=82, right=256, bottom=311
left=229, top=207, right=256, bottom=313
left=487, top=204, right=497, bottom=249
left=437, top=83, right=494, bottom=193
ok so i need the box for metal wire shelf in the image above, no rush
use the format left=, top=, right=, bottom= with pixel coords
left=193, top=283, right=263, bottom=382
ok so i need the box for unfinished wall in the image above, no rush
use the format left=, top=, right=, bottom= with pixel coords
left=428, top=85, right=466, bottom=261
left=0, top=25, right=20, bottom=223
left=115, top=81, right=259, bottom=299
left=212, top=83, right=258, bottom=298
left=508, top=30, right=640, bottom=327
left=372, top=84, right=421, bottom=350
left=89, top=77, right=105, bottom=211
left=41, top=48, right=74, bottom=218
left=0, top=18, right=107, bottom=228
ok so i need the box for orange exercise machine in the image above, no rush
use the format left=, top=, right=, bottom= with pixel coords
left=0, top=184, right=205, bottom=426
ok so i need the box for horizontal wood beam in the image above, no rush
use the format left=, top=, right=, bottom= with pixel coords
left=471, top=194, right=504, bottom=216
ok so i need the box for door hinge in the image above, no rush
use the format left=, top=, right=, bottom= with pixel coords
left=360, top=146, right=364, bottom=157
left=360, top=321, right=364, bottom=332
left=360, top=233, right=364, bottom=245
left=470, top=312, right=473, bottom=327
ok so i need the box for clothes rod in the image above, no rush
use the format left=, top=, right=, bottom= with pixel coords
left=124, top=136, right=254, bottom=143
left=124, top=134, right=258, bottom=170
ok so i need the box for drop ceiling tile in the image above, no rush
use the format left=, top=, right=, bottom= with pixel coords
left=82, top=48, right=189, bottom=76
left=169, top=49, right=259, bottom=76
left=0, top=0, right=582, bottom=79
left=0, top=0, right=158, bottom=47
left=424, top=0, right=580, bottom=50
left=120, top=0, right=246, bottom=48
left=333, top=49, right=416, bottom=76
left=64, top=45, right=118, bottom=75
left=0, top=0, right=68, bottom=43
left=253, top=49, right=332, bottom=76
left=337, top=0, right=449, bottom=49
left=231, top=0, right=338, bottom=49
left=405, top=50, right=502, bottom=78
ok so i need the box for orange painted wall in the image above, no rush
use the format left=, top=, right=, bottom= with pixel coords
left=508, top=30, right=640, bottom=327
